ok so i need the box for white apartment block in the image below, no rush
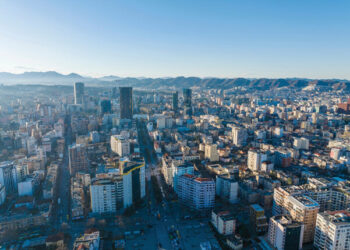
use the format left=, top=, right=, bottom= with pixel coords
left=205, top=144, right=219, bottom=162
left=176, top=174, right=215, bottom=210
left=110, top=135, right=130, bottom=157
left=90, top=179, right=116, bottom=213
left=273, top=183, right=350, bottom=215
left=314, top=210, right=350, bottom=250
left=293, top=137, right=309, bottom=150
left=231, top=126, right=247, bottom=147
left=247, top=150, right=267, bottom=172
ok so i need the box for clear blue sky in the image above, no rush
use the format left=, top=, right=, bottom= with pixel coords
left=0, top=0, right=349, bottom=79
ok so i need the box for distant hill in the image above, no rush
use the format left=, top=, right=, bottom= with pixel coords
left=0, top=71, right=349, bottom=91
left=0, top=71, right=87, bottom=85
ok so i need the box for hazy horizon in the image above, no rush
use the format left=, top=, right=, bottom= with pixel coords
left=1, top=70, right=350, bottom=81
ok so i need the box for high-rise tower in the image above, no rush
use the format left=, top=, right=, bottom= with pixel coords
left=172, top=91, right=178, bottom=111
left=119, top=87, right=133, bottom=119
left=74, top=82, right=84, bottom=105
left=183, top=88, right=192, bottom=116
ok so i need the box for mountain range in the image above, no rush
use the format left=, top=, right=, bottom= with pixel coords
left=0, top=71, right=349, bottom=91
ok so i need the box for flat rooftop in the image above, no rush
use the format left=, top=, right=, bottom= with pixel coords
left=291, top=194, right=319, bottom=208
left=250, top=204, right=264, bottom=212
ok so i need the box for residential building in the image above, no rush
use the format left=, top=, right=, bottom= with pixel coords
left=232, top=126, right=247, bottom=147
left=212, top=209, right=236, bottom=235
left=226, top=235, right=243, bottom=250
left=205, top=144, right=220, bottom=162
left=172, top=162, right=194, bottom=191
left=250, top=204, right=268, bottom=234
left=73, top=229, right=100, bottom=250
left=247, top=150, right=267, bottom=172
left=268, top=215, right=304, bottom=250
left=314, top=210, right=350, bottom=250
left=284, top=194, right=320, bottom=244
left=120, top=158, right=145, bottom=208
left=90, top=178, right=116, bottom=213
left=110, top=135, right=130, bottom=157
left=293, top=137, right=309, bottom=150
left=216, top=174, right=238, bottom=204
left=176, top=174, right=215, bottom=210
left=69, top=144, right=88, bottom=175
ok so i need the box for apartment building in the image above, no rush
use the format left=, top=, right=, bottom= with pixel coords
left=176, top=174, right=215, bottom=210
left=250, top=204, right=268, bottom=234
left=205, top=144, right=219, bottom=162
left=231, top=126, right=247, bottom=147
left=120, top=158, right=145, bottom=208
left=110, top=135, right=130, bottom=157
left=216, top=174, right=238, bottom=204
left=273, top=180, right=350, bottom=215
left=211, top=209, right=236, bottom=236
left=286, top=195, right=319, bottom=244
left=268, top=215, right=304, bottom=250
left=247, top=150, right=267, bottom=172
left=172, top=162, right=194, bottom=191
left=68, top=144, right=88, bottom=175
left=314, top=210, right=350, bottom=250
left=90, top=178, right=117, bottom=213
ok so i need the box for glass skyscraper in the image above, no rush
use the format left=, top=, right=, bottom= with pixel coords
left=119, top=87, right=133, bottom=119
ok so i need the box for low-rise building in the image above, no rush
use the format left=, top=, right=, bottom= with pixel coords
left=226, top=235, right=243, bottom=250
left=73, top=229, right=100, bottom=250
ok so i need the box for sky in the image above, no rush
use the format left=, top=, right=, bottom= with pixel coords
left=0, top=0, right=349, bottom=79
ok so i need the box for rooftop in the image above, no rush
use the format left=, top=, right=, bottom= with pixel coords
left=291, top=194, right=319, bottom=208
left=320, top=210, right=350, bottom=224
left=250, top=204, right=264, bottom=212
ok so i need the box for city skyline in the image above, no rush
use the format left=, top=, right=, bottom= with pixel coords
left=0, top=0, right=349, bottom=79
left=1, top=1, right=350, bottom=249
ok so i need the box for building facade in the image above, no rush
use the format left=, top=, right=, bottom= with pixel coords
left=247, top=150, right=267, bottom=172
left=110, top=135, right=130, bottom=157
left=216, top=174, right=238, bottom=204
left=68, top=144, right=88, bottom=175
left=90, top=178, right=117, bottom=213
left=0, top=161, right=17, bottom=194
left=176, top=174, right=215, bottom=210
left=232, top=126, right=247, bottom=147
